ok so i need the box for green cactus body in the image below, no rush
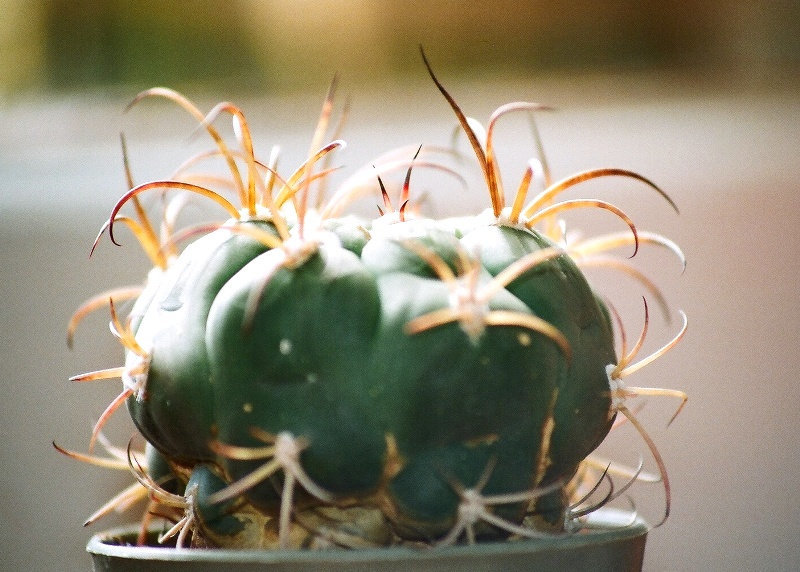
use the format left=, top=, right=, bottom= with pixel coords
left=459, top=224, right=616, bottom=478
left=127, top=221, right=275, bottom=462
left=119, top=213, right=604, bottom=539
left=127, top=213, right=610, bottom=540
left=67, top=60, right=686, bottom=550
left=459, top=223, right=617, bottom=524
left=206, top=242, right=387, bottom=504
left=187, top=464, right=249, bottom=541
left=370, top=272, right=563, bottom=537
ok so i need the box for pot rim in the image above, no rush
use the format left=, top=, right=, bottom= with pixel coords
left=87, top=507, right=648, bottom=564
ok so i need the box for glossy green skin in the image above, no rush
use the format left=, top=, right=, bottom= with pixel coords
left=370, top=273, right=562, bottom=536
left=459, top=226, right=616, bottom=479
left=128, top=223, right=273, bottom=463
left=460, top=225, right=616, bottom=523
left=188, top=464, right=247, bottom=539
left=206, top=244, right=387, bottom=504
left=126, top=215, right=615, bottom=542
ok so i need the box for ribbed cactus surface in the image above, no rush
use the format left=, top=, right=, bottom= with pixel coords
left=61, top=53, right=687, bottom=550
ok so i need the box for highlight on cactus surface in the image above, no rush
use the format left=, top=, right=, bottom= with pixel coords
left=58, top=50, right=687, bottom=550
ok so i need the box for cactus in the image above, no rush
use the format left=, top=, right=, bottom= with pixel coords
left=59, top=51, right=687, bottom=550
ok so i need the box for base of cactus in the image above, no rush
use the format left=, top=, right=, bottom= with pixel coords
left=87, top=508, right=647, bottom=571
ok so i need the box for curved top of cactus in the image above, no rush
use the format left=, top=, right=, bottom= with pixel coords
left=59, top=49, right=687, bottom=550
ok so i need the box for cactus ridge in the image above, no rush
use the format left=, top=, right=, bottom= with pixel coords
left=61, top=53, right=687, bottom=549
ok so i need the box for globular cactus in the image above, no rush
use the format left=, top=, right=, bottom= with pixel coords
left=59, top=51, right=687, bottom=550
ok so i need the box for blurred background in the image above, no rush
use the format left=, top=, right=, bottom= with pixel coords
left=2, top=1, right=799, bottom=570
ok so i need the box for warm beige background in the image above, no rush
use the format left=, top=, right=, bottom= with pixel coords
left=2, top=2, right=800, bottom=570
